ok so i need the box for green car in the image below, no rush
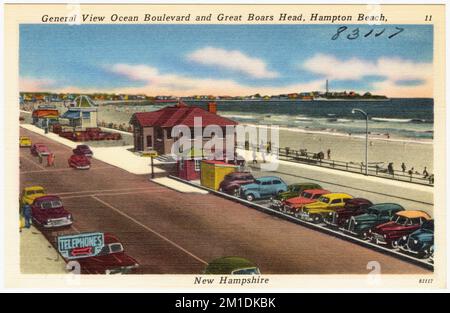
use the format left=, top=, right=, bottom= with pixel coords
left=270, top=182, right=322, bottom=210
left=203, top=257, right=261, bottom=274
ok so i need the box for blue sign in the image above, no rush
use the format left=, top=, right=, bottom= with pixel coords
left=57, top=232, right=105, bottom=260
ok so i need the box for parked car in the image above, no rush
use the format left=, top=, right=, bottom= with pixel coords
left=239, top=176, right=288, bottom=201
left=218, top=172, right=255, bottom=196
left=31, top=195, right=73, bottom=228
left=370, top=210, right=432, bottom=248
left=398, top=219, right=434, bottom=258
left=203, top=257, right=261, bottom=275
left=21, top=186, right=46, bottom=205
left=31, top=143, right=50, bottom=156
left=72, top=144, right=93, bottom=157
left=19, top=136, right=32, bottom=147
left=324, top=198, right=373, bottom=228
left=341, top=203, right=405, bottom=239
left=270, top=182, right=322, bottom=210
left=280, top=189, right=330, bottom=215
left=298, top=193, right=353, bottom=223
left=76, top=233, right=140, bottom=274
left=68, top=154, right=91, bottom=170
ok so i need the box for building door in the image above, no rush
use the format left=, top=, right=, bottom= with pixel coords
left=146, top=135, right=153, bottom=149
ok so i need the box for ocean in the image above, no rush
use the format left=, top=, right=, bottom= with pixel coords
left=99, top=98, right=433, bottom=142
left=186, top=98, right=434, bottom=141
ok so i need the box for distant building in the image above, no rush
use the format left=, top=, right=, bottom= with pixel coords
left=61, top=95, right=98, bottom=129
left=129, top=102, right=237, bottom=155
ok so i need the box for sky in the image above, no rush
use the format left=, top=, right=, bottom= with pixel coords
left=19, top=24, right=433, bottom=97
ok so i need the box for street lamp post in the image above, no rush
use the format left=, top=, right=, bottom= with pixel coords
left=352, top=108, right=369, bottom=176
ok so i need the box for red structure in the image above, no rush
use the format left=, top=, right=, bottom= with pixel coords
left=130, top=102, right=237, bottom=154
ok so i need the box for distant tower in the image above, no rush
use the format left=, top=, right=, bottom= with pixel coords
left=326, top=79, right=329, bottom=95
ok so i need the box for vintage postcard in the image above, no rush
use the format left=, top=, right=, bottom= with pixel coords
left=2, top=3, right=447, bottom=291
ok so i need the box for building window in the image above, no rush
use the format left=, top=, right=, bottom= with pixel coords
left=194, top=160, right=201, bottom=172
left=146, top=135, right=152, bottom=147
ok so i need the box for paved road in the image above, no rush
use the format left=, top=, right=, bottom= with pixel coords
left=20, top=127, right=430, bottom=274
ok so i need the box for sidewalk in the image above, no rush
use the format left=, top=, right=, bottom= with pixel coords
left=20, top=226, right=67, bottom=274
left=20, top=124, right=164, bottom=175
left=151, top=177, right=208, bottom=194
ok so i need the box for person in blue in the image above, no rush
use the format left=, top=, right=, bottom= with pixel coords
left=22, top=203, right=32, bottom=229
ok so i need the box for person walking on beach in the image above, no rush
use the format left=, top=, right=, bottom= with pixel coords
left=387, top=162, right=394, bottom=175
left=252, top=147, right=258, bottom=165
left=423, top=167, right=429, bottom=178
left=327, top=149, right=331, bottom=160
left=401, top=162, right=406, bottom=173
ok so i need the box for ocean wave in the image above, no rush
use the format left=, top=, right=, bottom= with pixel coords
left=371, top=117, right=432, bottom=123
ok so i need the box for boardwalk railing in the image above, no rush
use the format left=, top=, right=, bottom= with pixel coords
left=240, top=143, right=433, bottom=186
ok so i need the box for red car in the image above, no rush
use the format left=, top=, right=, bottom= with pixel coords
left=218, top=172, right=255, bottom=196
left=324, top=198, right=373, bottom=228
left=76, top=233, right=140, bottom=274
left=72, top=144, right=93, bottom=157
left=31, top=143, right=50, bottom=156
left=369, top=210, right=432, bottom=248
left=31, top=195, right=73, bottom=228
left=68, top=154, right=91, bottom=169
left=282, top=189, right=330, bottom=216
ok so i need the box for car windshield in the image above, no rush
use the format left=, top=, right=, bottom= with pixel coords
left=318, top=196, right=330, bottom=203
left=109, top=243, right=124, bottom=254
left=27, top=189, right=44, bottom=195
left=242, top=175, right=254, bottom=181
left=231, top=267, right=261, bottom=275
left=301, top=192, right=312, bottom=198
left=394, top=216, right=409, bottom=225
left=40, top=200, right=62, bottom=209
left=367, top=208, right=380, bottom=215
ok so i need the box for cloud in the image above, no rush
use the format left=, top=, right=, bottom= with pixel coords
left=107, top=63, right=320, bottom=96
left=187, top=47, right=279, bottom=79
left=302, top=53, right=433, bottom=97
left=21, top=64, right=323, bottom=96
left=19, top=77, right=55, bottom=92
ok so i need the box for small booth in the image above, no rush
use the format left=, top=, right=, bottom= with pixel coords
left=200, top=160, right=238, bottom=190
left=177, top=148, right=205, bottom=181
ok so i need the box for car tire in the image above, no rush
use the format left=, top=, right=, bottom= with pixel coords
left=360, top=231, right=370, bottom=240
left=312, top=214, right=322, bottom=224
left=246, top=194, right=255, bottom=202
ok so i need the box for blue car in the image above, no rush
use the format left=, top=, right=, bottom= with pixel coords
left=240, top=176, right=288, bottom=201
left=400, top=219, right=434, bottom=259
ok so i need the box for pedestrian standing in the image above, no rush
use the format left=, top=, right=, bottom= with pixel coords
left=327, top=149, right=331, bottom=160
left=401, top=162, right=406, bottom=173
left=38, top=153, right=43, bottom=164
left=47, top=153, right=55, bottom=167
left=22, top=203, right=32, bottom=229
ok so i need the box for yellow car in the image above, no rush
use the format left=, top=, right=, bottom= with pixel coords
left=21, top=186, right=46, bottom=206
left=19, top=136, right=32, bottom=147
left=299, top=193, right=353, bottom=223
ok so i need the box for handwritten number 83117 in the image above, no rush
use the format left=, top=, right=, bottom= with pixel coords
left=332, top=26, right=405, bottom=40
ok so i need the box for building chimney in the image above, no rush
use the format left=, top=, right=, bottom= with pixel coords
left=207, top=102, right=217, bottom=114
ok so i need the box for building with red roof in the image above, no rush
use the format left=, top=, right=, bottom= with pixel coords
left=129, top=102, right=237, bottom=155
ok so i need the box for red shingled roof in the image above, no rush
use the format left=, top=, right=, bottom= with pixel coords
left=130, top=105, right=237, bottom=128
